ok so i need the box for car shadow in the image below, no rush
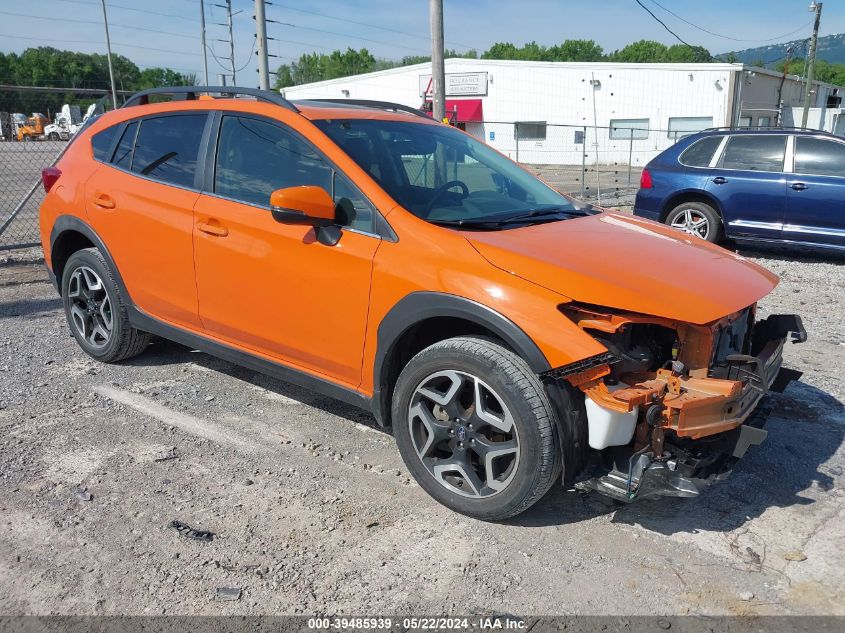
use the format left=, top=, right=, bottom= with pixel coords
left=0, top=297, right=62, bottom=318
left=510, top=380, right=844, bottom=534
left=125, top=338, right=385, bottom=429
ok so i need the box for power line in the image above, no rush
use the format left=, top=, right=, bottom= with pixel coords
left=644, top=0, right=815, bottom=44
left=632, top=0, right=708, bottom=54
left=257, top=1, right=480, bottom=52
left=46, top=0, right=198, bottom=22
left=265, top=17, right=429, bottom=55
left=0, top=9, right=198, bottom=40
left=0, top=31, right=204, bottom=58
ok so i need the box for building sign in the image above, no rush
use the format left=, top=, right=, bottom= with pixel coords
left=420, top=72, right=489, bottom=97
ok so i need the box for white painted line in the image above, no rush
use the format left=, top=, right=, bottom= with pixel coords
left=94, top=384, right=261, bottom=453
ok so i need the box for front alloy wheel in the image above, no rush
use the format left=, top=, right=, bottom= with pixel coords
left=409, top=370, right=520, bottom=498
left=67, top=266, right=113, bottom=350
left=392, top=336, right=564, bottom=520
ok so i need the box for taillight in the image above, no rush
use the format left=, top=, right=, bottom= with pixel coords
left=639, top=168, right=653, bottom=189
left=41, top=166, right=62, bottom=193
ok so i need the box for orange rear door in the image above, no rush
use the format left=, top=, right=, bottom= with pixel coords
left=192, top=113, right=381, bottom=388
left=85, top=112, right=209, bottom=329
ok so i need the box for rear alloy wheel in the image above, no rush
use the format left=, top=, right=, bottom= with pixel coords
left=61, top=248, right=150, bottom=363
left=665, top=201, right=721, bottom=243
left=392, top=336, right=561, bottom=520
left=67, top=265, right=113, bottom=351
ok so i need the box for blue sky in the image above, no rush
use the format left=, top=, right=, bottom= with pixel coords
left=1, top=0, right=843, bottom=85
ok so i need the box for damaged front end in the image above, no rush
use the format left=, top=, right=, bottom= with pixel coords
left=549, top=303, right=806, bottom=502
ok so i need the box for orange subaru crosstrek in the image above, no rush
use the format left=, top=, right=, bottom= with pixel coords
left=40, top=87, right=805, bottom=519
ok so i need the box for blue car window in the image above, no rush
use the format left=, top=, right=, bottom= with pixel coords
left=794, top=137, right=845, bottom=177
left=719, top=135, right=786, bottom=172
left=679, top=136, right=723, bottom=167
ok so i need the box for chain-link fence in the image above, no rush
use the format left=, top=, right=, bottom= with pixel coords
left=462, top=121, right=686, bottom=207
left=0, top=139, right=66, bottom=251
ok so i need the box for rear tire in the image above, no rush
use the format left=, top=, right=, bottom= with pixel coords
left=61, top=248, right=150, bottom=363
left=392, top=336, right=562, bottom=521
left=665, top=201, right=722, bottom=243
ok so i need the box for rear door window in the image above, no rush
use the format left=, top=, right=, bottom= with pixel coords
left=794, top=137, right=845, bottom=177
left=718, top=135, right=786, bottom=172
left=130, top=114, right=207, bottom=188
left=679, top=136, right=723, bottom=167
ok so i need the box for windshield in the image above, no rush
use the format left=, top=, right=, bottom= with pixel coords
left=315, top=118, right=582, bottom=227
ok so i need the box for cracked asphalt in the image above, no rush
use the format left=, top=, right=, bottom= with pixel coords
left=0, top=245, right=843, bottom=616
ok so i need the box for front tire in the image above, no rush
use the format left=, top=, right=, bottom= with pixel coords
left=665, top=201, right=722, bottom=243
left=61, top=248, right=150, bottom=363
left=392, top=336, right=561, bottom=520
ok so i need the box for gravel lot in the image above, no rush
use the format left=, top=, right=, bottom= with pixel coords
left=0, top=244, right=843, bottom=617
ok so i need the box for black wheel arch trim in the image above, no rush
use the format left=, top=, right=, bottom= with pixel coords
left=372, top=291, right=552, bottom=427
left=49, top=215, right=131, bottom=300
left=660, top=190, right=724, bottom=223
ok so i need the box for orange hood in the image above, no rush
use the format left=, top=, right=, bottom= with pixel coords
left=465, top=213, right=779, bottom=325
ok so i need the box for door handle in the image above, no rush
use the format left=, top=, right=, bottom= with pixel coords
left=791, top=182, right=808, bottom=191
left=712, top=176, right=728, bottom=185
left=92, top=193, right=115, bottom=209
left=196, top=220, right=229, bottom=237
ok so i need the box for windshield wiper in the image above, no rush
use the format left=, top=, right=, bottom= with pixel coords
left=494, top=206, right=585, bottom=225
left=429, top=206, right=590, bottom=231
left=427, top=218, right=503, bottom=230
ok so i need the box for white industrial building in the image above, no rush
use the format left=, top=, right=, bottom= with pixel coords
left=282, top=58, right=844, bottom=166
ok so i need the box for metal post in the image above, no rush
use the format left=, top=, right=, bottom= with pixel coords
left=580, top=126, right=586, bottom=199
left=429, top=0, right=445, bottom=123
left=515, top=124, right=519, bottom=163
left=100, top=0, right=118, bottom=109
left=802, top=2, right=823, bottom=129
left=226, top=0, right=237, bottom=85
left=255, top=0, right=270, bottom=90
left=627, top=128, right=634, bottom=194
left=199, top=0, right=209, bottom=85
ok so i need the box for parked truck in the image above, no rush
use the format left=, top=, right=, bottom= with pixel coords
left=44, top=104, right=83, bottom=141
left=16, top=113, right=49, bottom=142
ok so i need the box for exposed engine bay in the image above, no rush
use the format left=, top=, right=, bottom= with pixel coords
left=550, top=302, right=807, bottom=502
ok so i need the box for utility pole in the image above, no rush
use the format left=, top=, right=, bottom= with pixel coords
left=255, top=0, right=270, bottom=90
left=801, top=1, right=823, bottom=128
left=776, top=45, right=794, bottom=126
left=100, top=0, right=118, bottom=109
left=199, top=0, right=209, bottom=85
left=429, top=0, right=446, bottom=123
left=226, top=0, right=237, bottom=85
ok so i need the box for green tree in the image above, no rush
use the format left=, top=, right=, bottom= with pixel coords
left=548, top=39, right=604, bottom=62
left=724, top=52, right=739, bottom=63
left=481, top=42, right=522, bottom=60
left=664, top=44, right=712, bottom=63
left=609, top=40, right=669, bottom=62
left=0, top=47, right=191, bottom=114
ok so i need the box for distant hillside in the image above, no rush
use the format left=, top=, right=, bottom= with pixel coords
left=720, top=33, right=845, bottom=67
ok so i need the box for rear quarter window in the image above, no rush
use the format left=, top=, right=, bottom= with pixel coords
left=91, top=125, right=119, bottom=161
left=679, top=136, right=723, bottom=167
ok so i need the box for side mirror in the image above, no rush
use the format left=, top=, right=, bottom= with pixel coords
left=270, top=186, right=335, bottom=227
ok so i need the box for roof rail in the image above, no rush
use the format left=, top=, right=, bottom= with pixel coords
left=122, top=86, right=299, bottom=113
left=298, top=98, right=429, bottom=119
left=702, top=125, right=825, bottom=133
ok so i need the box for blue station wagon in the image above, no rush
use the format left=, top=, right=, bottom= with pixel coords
left=634, top=128, right=845, bottom=252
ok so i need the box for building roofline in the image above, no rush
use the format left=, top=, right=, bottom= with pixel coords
left=280, top=58, right=842, bottom=92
